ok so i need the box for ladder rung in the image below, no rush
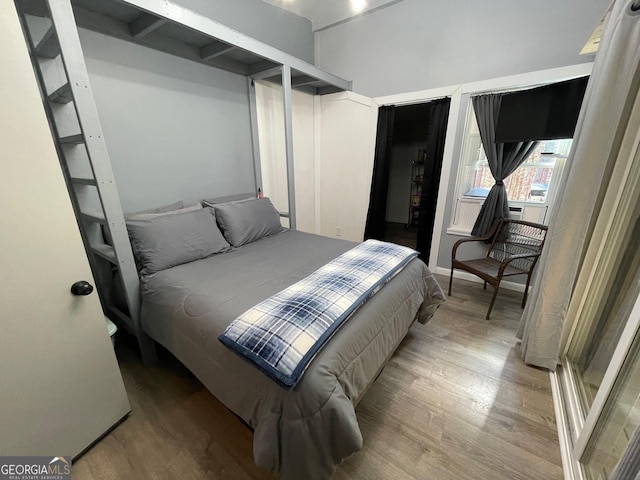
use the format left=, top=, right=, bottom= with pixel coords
left=35, top=26, right=60, bottom=59
left=59, top=133, right=84, bottom=144
left=91, top=244, right=117, bottom=264
left=70, top=176, right=97, bottom=186
left=81, top=211, right=106, bottom=225
left=48, top=82, right=73, bottom=104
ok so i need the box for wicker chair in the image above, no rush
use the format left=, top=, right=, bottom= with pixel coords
left=448, top=219, right=548, bottom=320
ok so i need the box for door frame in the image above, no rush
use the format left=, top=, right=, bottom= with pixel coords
left=375, top=85, right=461, bottom=268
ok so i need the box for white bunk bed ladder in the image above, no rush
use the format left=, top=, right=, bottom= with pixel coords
left=16, top=0, right=157, bottom=364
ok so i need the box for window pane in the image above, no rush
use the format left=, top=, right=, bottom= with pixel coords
left=468, top=139, right=571, bottom=203
left=504, top=142, right=562, bottom=203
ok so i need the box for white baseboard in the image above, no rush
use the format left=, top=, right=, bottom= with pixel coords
left=550, top=371, right=585, bottom=480
left=434, top=267, right=527, bottom=293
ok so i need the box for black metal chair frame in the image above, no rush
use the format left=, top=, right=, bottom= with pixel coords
left=448, top=218, right=548, bottom=320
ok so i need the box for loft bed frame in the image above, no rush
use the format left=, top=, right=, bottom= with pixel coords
left=16, top=0, right=352, bottom=363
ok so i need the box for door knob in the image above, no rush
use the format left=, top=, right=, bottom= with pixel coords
left=71, top=280, right=94, bottom=296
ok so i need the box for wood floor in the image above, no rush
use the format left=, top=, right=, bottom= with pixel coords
left=383, top=222, right=418, bottom=249
left=73, top=275, right=562, bottom=480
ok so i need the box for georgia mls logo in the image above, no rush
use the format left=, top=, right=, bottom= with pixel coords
left=48, top=457, right=70, bottom=473
left=0, top=456, right=71, bottom=480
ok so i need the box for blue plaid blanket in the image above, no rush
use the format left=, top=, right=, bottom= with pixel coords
left=219, top=240, right=419, bottom=389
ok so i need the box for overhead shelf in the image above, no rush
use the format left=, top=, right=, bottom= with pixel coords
left=24, top=0, right=351, bottom=95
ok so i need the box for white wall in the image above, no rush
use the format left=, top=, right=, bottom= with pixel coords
left=254, top=87, right=378, bottom=241
left=291, top=89, right=317, bottom=233
left=255, top=81, right=288, bottom=212
left=316, top=0, right=609, bottom=97
left=254, top=80, right=317, bottom=233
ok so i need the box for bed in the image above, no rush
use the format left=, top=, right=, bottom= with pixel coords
left=126, top=198, right=445, bottom=480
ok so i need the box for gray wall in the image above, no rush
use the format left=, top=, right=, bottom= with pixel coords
left=79, top=28, right=255, bottom=212
left=175, top=0, right=314, bottom=63
left=75, top=0, right=314, bottom=213
left=316, top=0, right=605, bottom=281
left=316, top=0, right=608, bottom=97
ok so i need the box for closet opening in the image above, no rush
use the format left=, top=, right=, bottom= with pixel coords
left=364, top=98, right=450, bottom=263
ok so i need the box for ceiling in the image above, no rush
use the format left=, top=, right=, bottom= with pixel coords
left=265, top=0, right=608, bottom=53
left=262, top=0, right=401, bottom=31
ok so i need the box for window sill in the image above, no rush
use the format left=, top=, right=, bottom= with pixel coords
left=446, top=226, right=472, bottom=237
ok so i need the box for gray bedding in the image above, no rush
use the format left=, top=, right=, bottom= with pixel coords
left=140, top=230, right=445, bottom=480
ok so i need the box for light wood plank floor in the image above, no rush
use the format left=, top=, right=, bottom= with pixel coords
left=74, top=275, right=562, bottom=480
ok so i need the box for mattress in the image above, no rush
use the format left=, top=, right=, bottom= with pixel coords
left=140, top=230, right=445, bottom=479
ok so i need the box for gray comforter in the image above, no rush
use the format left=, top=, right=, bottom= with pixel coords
left=140, top=230, right=444, bottom=479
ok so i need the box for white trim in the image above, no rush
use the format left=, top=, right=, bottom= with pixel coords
left=550, top=370, right=586, bottom=480
left=375, top=84, right=461, bottom=106
left=428, top=87, right=462, bottom=269
left=446, top=226, right=472, bottom=236
left=434, top=266, right=527, bottom=293
left=374, top=84, right=462, bottom=267
left=321, top=90, right=373, bottom=107
left=313, top=95, right=322, bottom=234
left=559, top=358, right=586, bottom=445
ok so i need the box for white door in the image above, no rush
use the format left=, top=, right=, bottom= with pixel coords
left=318, top=91, right=378, bottom=242
left=0, top=0, right=130, bottom=457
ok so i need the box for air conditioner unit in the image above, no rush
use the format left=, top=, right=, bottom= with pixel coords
left=508, top=206, right=523, bottom=220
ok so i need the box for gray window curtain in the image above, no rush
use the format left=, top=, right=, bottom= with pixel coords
left=516, top=0, right=640, bottom=370
left=611, top=423, right=640, bottom=480
left=470, top=94, right=539, bottom=237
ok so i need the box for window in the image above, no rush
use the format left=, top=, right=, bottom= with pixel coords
left=449, top=102, right=572, bottom=235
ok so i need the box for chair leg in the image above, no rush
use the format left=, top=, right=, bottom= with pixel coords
left=486, top=284, right=500, bottom=320
left=522, top=273, right=533, bottom=308
left=483, top=281, right=487, bottom=290
left=448, top=266, right=454, bottom=296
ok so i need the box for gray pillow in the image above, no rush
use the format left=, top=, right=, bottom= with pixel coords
left=127, top=207, right=231, bottom=275
left=213, top=197, right=283, bottom=247
left=124, top=200, right=184, bottom=219
left=201, top=193, right=255, bottom=207
left=127, top=203, right=202, bottom=220
left=103, top=200, right=185, bottom=246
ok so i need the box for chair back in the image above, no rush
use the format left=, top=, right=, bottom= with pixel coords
left=487, top=219, right=548, bottom=272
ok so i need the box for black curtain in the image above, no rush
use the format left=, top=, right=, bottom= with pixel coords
left=364, top=106, right=396, bottom=240
left=416, top=98, right=451, bottom=262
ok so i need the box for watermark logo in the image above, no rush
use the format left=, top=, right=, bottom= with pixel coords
left=0, top=456, right=71, bottom=480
